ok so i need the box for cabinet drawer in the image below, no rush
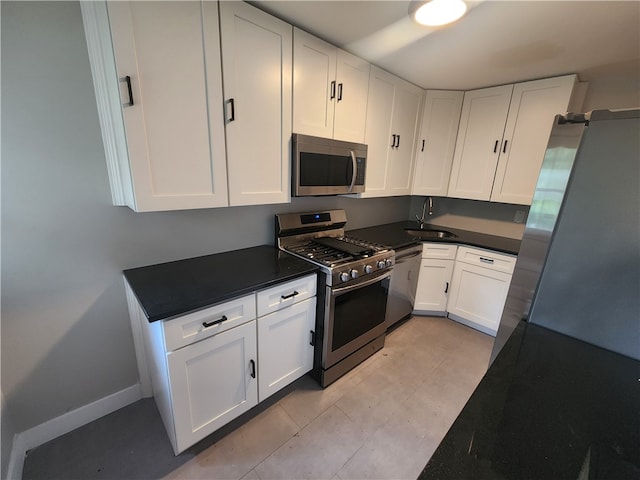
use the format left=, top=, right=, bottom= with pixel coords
left=257, top=274, right=317, bottom=317
left=421, top=242, right=457, bottom=260
left=455, top=246, right=516, bottom=274
left=163, top=294, right=256, bottom=351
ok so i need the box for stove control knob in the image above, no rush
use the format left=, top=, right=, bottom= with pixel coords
left=385, top=259, right=394, bottom=268
left=339, top=272, right=350, bottom=283
left=364, top=265, right=373, bottom=274
left=376, top=260, right=386, bottom=269
left=350, top=269, right=359, bottom=279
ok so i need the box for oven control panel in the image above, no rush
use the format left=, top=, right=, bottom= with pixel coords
left=331, top=252, right=394, bottom=286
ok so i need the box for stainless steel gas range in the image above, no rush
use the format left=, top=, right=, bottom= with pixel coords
left=276, top=210, right=395, bottom=387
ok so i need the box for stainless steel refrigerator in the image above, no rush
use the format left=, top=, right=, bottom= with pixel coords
left=491, top=109, right=640, bottom=363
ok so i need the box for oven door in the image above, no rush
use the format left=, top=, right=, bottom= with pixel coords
left=323, top=270, right=391, bottom=369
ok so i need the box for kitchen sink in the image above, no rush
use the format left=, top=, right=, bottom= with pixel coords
left=405, top=228, right=457, bottom=239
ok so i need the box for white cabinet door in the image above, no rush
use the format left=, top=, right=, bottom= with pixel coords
left=258, top=297, right=316, bottom=401
left=447, top=262, right=512, bottom=336
left=361, top=66, right=396, bottom=197
left=414, top=258, right=454, bottom=315
left=293, top=29, right=369, bottom=144
left=448, top=84, right=513, bottom=201
left=362, top=66, right=421, bottom=197
left=219, top=1, right=292, bottom=206
left=387, top=79, right=423, bottom=196
left=167, top=320, right=258, bottom=454
left=490, top=75, right=576, bottom=204
left=293, top=28, right=336, bottom=139
left=98, top=1, right=228, bottom=211
left=332, top=50, right=370, bottom=143
left=412, top=91, right=464, bottom=196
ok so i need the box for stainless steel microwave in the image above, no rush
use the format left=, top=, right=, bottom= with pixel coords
left=292, top=133, right=367, bottom=196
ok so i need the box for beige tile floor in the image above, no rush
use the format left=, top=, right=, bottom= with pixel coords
left=162, top=315, right=494, bottom=480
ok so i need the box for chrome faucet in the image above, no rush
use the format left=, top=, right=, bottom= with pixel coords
left=415, top=196, right=434, bottom=228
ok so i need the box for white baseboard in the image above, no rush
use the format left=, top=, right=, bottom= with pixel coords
left=6, top=384, right=142, bottom=480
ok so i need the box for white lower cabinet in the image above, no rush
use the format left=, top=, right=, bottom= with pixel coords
left=413, top=243, right=516, bottom=336
left=258, top=297, right=316, bottom=400
left=446, top=246, right=516, bottom=336
left=134, top=273, right=317, bottom=455
left=414, top=243, right=457, bottom=315
left=167, top=320, right=258, bottom=454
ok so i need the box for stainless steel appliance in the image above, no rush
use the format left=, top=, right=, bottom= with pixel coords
left=491, top=109, right=640, bottom=363
left=276, top=210, right=394, bottom=386
left=292, top=133, right=367, bottom=196
left=383, top=243, right=422, bottom=329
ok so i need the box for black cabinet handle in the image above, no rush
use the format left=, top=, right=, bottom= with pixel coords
left=202, top=315, right=227, bottom=328
left=421, top=139, right=425, bottom=152
left=391, top=134, right=397, bottom=148
left=330, top=81, right=336, bottom=100
left=493, top=140, right=499, bottom=153
left=444, top=282, right=449, bottom=294
left=480, top=257, right=495, bottom=264
left=249, top=359, right=256, bottom=379
left=396, top=134, right=401, bottom=148
left=226, top=98, right=235, bottom=123
left=310, top=330, right=316, bottom=346
left=503, top=140, right=508, bottom=153
left=119, top=76, right=134, bottom=107
left=337, top=83, right=343, bottom=101
left=281, top=290, right=299, bottom=300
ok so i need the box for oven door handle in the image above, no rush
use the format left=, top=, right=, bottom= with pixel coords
left=348, top=150, right=357, bottom=192
left=332, top=270, right=392, bottom=296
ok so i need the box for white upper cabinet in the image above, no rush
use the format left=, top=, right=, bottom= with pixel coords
left=82, top=1, right=228, bottom=212
left=448, top=74, right=577, bottom=205
left=448, top=84, right=514, bottom=202
left=412, top=90, right=464, bottom=196
left=293, top=28, right=370, bottom=143
left=490, top=75, right=577, bottom=204
left=219, top=1, right=292, bottom=207
left=362, top=66, right=422, bottom=198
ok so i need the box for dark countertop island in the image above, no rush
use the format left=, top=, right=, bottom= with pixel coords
left=123, top=245, right=318, bottom=322
left=420, top=321, right=640, bottom=479
left=347, top=221, right=521, bottom=255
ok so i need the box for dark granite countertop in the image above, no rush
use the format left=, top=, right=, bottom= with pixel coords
left=347, top=221, right=521, bottom=255
left=420, top=321, right=640, bottom=479
left=123, top=245, right=318, bottom=322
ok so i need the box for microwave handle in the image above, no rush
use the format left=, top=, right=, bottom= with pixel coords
left=348, top=150, right=357, bottom=192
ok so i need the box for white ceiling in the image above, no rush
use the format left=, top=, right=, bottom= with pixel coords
left=251, top=0, right=640, bottom=90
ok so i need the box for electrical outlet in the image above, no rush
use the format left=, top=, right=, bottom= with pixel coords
left=514, top=210, right=526, bottom=223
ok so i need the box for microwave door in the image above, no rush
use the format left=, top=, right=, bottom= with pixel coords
left=296, top=152, right=355, bottom=196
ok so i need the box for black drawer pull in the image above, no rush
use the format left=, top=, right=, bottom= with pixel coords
left=250, top=359, right=256, bottom=379
left=480, top=257, right=495, bottom=264
left=310, top=330, right=316, bottom=346
left=202, top=315, right=227, bottom=328
left=444, top=281, right=449, bottom=294
left=281, top=290, right=299, bottom=300
left=330, top=80, right=336, bottom=100
left=337, top=83, right=343, bottom=101
left=493, top=140, right=499, bottom=153
left=120, top=75, right=134, bottom=107
left=421, top=139, right=425, bottom=152
left=226, top=98, right=235, bottom=123
left=503, top=139, right=508, bottom=153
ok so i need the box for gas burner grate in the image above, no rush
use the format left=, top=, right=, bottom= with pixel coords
left=285, top=240, right=355, bottom=267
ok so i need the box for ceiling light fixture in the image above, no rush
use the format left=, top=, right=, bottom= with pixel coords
left=410, top=0, right=468, bottom=27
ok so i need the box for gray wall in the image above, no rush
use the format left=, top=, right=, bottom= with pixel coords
left=408, top=196, right=528, bottom=239
left=0, top=2, right=410, bottom=474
